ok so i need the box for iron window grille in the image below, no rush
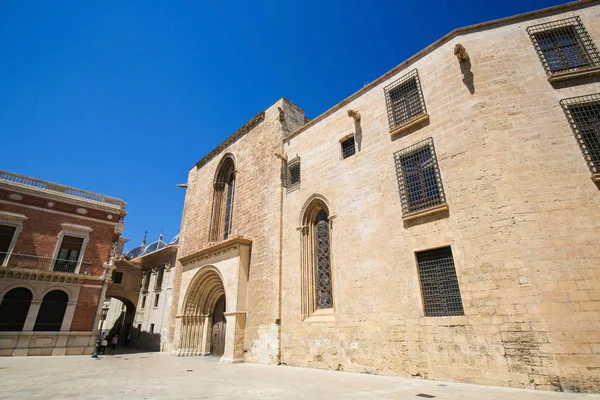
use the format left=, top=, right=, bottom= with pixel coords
left=416, top=246, right=464, bottom=317
left=560, top=93, right=600, bottom=175
left=394, top=137, right=446, bottom=215
left=142, top=271, right=151, bottom=293
left=527, top=17, right=600, bottom=75
left=112, top=271, right=123, bottom=284
left=384, top=69, right=427, bottom=131
left=284, top=156, right=301, bottom=193
left=341, top=137, right=356, bottom=159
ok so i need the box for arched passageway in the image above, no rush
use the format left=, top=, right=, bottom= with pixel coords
left=34, top=290, right=68, bottom=331
left=0, top=287, right=32, bottom=331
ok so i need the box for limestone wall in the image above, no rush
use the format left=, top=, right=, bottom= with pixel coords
left=280, top=4, right=600, bottom=392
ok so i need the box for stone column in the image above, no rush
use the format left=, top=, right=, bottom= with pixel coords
left=60, top=301, right=78, bottom=331
left=22, top=300, right=42, bottom=331
left=220, top=311, right=246, bottom=364
left=200, top=314, right=212, bottom=356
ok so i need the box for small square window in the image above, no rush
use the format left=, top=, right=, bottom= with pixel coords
left=527, top=17, right=600, bottom=76
left=341, top=137, right=356, bottom=159
left=394, top=137, right=446, bottom=215
left=416, top=246, right=464, bottom=317
left=560, top=93, right=600, bottom=176
left=285, top=156, right=301, bottom=193
left=384, top=69, right=427, bottom=132
left=112, top=271, right=123, bottom=284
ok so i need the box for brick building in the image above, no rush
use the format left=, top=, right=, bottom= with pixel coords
left=167, top=0, right=600, bottom=392
left=0, top=170, right=126, bottom=356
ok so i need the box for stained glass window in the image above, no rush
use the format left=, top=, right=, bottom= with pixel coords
left=314, top=210, right=333, bottom=309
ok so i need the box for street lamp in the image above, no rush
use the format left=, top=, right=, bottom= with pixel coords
left=92, top=306, right=109, bottom=358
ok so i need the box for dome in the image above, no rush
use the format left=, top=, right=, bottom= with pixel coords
left=169, top=233, right=179, bottom=245
left=140, top=240, right=167, bottom=256
left=125, top=246, right=145, bottom=259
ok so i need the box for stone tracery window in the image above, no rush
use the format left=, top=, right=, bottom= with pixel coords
left=300, top=196, right=334, bottom=318
left=209, top=155, right=236, bottom=242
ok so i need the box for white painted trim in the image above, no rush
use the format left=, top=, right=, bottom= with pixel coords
left=0, top=200, right=118, bottom=226
left=0, top=212, right=27, bottom=267
left=51, top=224, right=92, bottom=274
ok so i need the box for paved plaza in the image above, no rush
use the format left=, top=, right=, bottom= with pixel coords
left=0, top=351, right=599, bottom=400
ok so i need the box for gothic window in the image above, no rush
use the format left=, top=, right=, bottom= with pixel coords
left=34, top=290, right=68, bottom=331
left=314, top=210, right=333, bottom=309
left=209, top=155, right=236, bottom=242
left=300, top=196, right=334, bottom=318
left=0, top=287, right=32, bottom=331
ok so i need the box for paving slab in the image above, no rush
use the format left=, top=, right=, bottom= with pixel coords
left=0, top=351, right=599, bottom=399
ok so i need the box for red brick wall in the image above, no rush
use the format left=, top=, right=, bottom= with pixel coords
left=1, top=203, right=115, bottom=276
left=71, top=285, right=102, bottom=331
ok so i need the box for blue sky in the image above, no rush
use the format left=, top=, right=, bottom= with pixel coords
left=0, top=0, right=566, bottom=251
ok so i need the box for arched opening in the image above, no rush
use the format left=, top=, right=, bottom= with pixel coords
left=180, top=267, right=226, bottom=357
left=299, top=195, right=334, bottom=318
left=34, top=290, right=68, bottom=331
left=101, top=297, right=136, bottom=347
left=210, top=294, right=226, bottom=356
left=0, top=287, right=33, bottom=331
left=209, top=155, right=236, bottom=242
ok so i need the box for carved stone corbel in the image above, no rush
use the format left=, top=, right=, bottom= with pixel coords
left=454, top=44, right=469, bottom=62
left=278, top=107, right=285, bottom=122
left=347, top=109, right=361, bottom=121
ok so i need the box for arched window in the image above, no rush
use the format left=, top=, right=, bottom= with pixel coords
left=299, top=196, right=334, bottom=318
left=34, top=290, right=68, bottom=331
left=209, top=155, right=236, bottom=242
left=314, top=210, right=333, bottom=309
left=0, top=288, right=32, bottom=331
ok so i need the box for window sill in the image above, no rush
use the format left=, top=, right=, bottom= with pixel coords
left=592, top=174, right=600, bottom=182
left=420, top=315, right=467, bottom=326
left=390, top=113, right=429, bottom=136
left=303, top=309, right=335, bottom=323
left=402, top=203, right=449, bottom=222
left=547, top=66, right=600, bottom=83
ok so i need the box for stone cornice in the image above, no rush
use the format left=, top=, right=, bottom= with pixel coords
left=0, top=267, right=97, bottom=284
left=284, top=0, right=598, bottom=142
left=194, top=112, right=265, bottom=170
left=179, top=237, right=252, bottom=266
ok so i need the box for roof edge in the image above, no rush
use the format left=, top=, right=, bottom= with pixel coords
left=284, top=0, right=599, bottom=142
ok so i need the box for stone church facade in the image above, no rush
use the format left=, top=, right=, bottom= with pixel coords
left=169, top=1, right=600, bottom=392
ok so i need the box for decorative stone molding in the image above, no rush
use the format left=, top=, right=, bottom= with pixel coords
left=402, top=203, right=449, bottom=222
left=389, top=113, right=429, bottom=136
left=278, top=106, right=285, bottom=121
left=178, top=237, right=252, bottom=267
left=60, top=223, right=93, bottom=236
left=0, top=268, right=90, bottom=284
left=547, top=65, right=600, bottom=82
left=454, top=44, right=469, bottom=62
left=0, top=211, right=28, bottom=224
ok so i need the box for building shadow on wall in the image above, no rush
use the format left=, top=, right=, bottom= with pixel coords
left=460, top=59, right=475, bottom=95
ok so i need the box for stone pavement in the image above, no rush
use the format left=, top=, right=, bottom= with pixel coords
left=0, top=351, right=599, bottom=400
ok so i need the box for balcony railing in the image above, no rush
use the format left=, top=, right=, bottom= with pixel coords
left=1, top=252, right=93, bottom=275
left=0, top=169, right=127, bottom=210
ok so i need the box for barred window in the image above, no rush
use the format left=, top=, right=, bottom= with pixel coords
left=560, top=93, right=600, bottom=175
left=285, top=156, right=301, bottom=193
left=394, top=138, right=446, bottom=215
left=314, top=210, right=333, bottom=309
left=142, top=271, right=151, bottom=292
left=384, top=69, right=427, bottom=131
left=416, top=247, right=464, bottom=317
left=527, top=17, right=600, bottom=75
left=155, top=266, right=164, bottom=290
left=341, top=137, right=356, bottom=159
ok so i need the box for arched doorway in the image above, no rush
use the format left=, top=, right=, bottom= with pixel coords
left=210, top=294, right=226, bottom=356
left=34, top=290, right=68, bottom=331
left=179, top=267, right=226, bottom=357
left=0, top=287, right=33, bottom=331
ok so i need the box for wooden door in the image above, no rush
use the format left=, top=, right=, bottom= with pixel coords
left=210, top=295, right=226, bottom=356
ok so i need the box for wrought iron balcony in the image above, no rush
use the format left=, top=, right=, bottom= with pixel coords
left=0, top=252, right=93, bottom=275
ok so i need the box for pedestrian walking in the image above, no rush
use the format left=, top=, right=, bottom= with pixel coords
left=100, top=333, right=108, bottom=355
left=109, top=334, right=118, bottom=355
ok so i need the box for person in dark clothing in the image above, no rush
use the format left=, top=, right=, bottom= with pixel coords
left=109, top=334, right=118, bottom=355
